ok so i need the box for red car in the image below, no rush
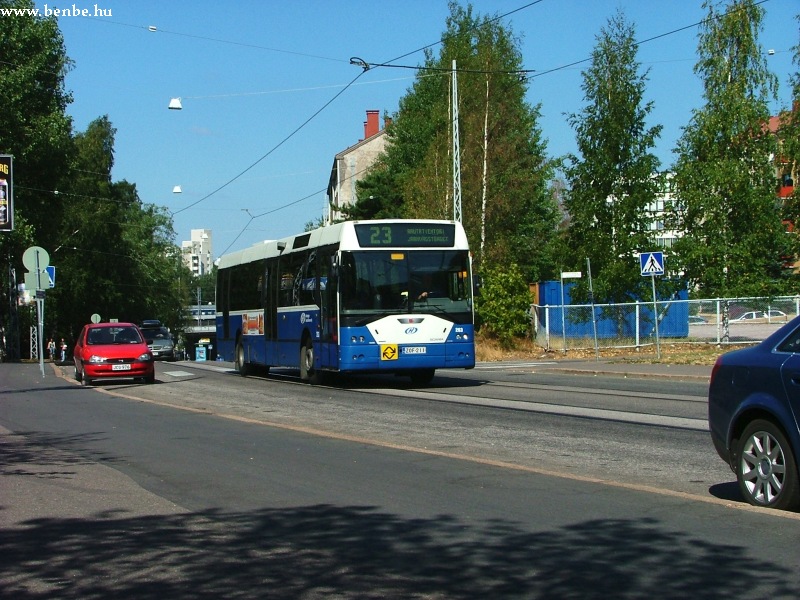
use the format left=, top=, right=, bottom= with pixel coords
left=73, top=322, right=155, bottom=385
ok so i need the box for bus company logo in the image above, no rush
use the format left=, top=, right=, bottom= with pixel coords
left=300, top=312, right=310, bottom=324
left=404, top=327, right=419, bottom=335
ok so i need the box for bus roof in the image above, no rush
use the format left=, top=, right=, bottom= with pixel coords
left=217, top=219, right=467, bottom=270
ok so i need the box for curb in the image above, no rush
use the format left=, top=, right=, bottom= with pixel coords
left=531, top=366, right=710, bottom=382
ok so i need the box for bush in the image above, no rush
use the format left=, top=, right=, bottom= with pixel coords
left=475, top=263, right=532, bottom=347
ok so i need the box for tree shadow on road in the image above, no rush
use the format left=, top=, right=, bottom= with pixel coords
left=1, top=428, right=795, bottom=598
left=1, top=502, right=795, bottom=598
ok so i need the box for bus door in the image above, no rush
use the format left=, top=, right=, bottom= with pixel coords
left=263, top=260, right=279, bottom=366
left=316, top=249, right=338, bottom=369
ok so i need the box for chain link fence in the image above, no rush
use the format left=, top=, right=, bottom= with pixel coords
left=530, top=295, right=800, bottom=353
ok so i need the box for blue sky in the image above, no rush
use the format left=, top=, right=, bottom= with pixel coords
left=49, top=0, right=798, bottom=259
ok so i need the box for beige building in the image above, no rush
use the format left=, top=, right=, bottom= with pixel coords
left=327, top=109, right=389, bottom=224
left=181, top=229, right=213, bottom=276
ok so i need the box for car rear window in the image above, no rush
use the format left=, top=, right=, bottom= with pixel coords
left=142, top=327, right=170, bottom=341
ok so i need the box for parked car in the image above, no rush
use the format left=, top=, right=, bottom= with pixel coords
left=765, top=309, right=788, bottom=322
left=731, top=310, right=788, bottom=323
left=73, top=322, right=155, bottom=385
left=708, top=316, right=800, bottom=510
left=731, top=310, right=764, bottom=321
left=689, top=315, right=708, bottom=325
left=139, top=320, right=176, bottom=361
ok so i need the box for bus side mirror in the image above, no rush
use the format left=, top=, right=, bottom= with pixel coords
left=472, top=274, right=483, bottom=296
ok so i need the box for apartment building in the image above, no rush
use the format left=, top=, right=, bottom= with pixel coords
left=181, top=229, right=213, bottom=276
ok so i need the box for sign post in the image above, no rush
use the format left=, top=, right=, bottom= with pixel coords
left=560, top=271, right=582, bottom=354
left=22, top=246, right=50, bottom=376
left=640, top=252, right=665, bottom=359
left=586, top=258, right=600, bottom=361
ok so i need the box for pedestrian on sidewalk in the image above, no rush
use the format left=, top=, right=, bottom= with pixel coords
left=60, top=338, right=67, bottom=363
left=47, top=338, right=56, bottom=361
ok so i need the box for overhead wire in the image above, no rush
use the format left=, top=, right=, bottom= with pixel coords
left=94, top=19, right=349, bottom=64
left=231, top=0, right=759, bottom=235
left=170, top=66, right=368, bottom=217
left=214, top=0, right=549, bottom=249
left=43, top=0, right=775, bottom=253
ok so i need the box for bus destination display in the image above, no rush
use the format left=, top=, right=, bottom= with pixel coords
left=354, top=223, right=455, bottom=248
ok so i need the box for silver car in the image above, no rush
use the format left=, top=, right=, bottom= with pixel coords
left=140, top=322, right=176, bottom=361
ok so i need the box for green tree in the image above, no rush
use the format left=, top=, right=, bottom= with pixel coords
left=564, top=9, right=663, bottom=305
left=49, top=117, right=185, bottom=340
left=0, top=0, right=73, bottom=358
left=191, top=267, right=217, bottom=312
left=777, top=13, right=800, bottom=259
left=0, top=0, right=72, bottom=245
left=669, top=0, right=791, bottom=297
left=350, top=2, right=560, bottom=282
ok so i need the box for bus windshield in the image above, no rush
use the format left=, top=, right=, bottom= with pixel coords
left=340, top=250, right=472, bottom=323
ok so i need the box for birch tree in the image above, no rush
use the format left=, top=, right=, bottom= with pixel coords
left=351, top=2, right=559, bottom=281
left=564, top=9, right=663, bottom=303
left=669, top=0, right=792, bottom=297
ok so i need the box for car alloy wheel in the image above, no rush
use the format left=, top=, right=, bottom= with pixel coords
left=736, top=419, right=800, bottom=510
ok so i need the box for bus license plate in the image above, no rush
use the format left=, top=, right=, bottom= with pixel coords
left=112, top=364, right=131, bottom=371
left=403, top=346, right=426, bottom=355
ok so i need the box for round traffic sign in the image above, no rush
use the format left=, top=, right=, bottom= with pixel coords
left=22, top=246, right=50, bottom=271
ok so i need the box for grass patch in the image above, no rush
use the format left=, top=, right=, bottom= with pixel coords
left=475, top=331, right=750, bottom=366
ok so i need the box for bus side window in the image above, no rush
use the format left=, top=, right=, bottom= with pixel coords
left=299, top=251, right=316, bottom=306
left=279, top=273, right=294, bottom=307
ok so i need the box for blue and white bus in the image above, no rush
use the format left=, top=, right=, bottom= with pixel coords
left=216, top=219, right=475, bottom=384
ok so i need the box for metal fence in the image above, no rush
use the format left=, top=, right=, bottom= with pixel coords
left=530, top=295, right=800, bottom=353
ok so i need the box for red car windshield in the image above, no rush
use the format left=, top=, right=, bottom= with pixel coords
left=87, top=327, right=142, bottom=345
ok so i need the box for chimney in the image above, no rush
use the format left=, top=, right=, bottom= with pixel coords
left=364, top=109, right=380, bottom=138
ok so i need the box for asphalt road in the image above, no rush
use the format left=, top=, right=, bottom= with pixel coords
left=1, top=360, right=799, bottom=598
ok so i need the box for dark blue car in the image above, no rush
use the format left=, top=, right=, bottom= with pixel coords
left=709, top=315, right=800, bottom=510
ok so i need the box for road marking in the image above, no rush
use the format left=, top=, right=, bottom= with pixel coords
left=475, top=362, right=558, bottom=369
left=353, top=387, right=708, bottom=431
left=163, top=370, right=196, bottom=378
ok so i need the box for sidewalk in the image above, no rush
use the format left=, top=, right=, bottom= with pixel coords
left=529, top=358, right=712, bottom=382
left=0, top=362, right=186, bottom=530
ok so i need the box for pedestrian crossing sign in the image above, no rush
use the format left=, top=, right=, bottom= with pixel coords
left=640, top=252, right=664, bottom=276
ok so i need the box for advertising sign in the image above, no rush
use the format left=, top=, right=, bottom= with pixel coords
left=0, top=155, right=13, bottom=232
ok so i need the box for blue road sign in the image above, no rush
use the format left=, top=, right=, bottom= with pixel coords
left=45, top=265, right=55, bottom=288
left=640, top=252, right=664, bottom=276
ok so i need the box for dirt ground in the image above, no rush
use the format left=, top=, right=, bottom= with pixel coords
left=474, top=333, right=749, bottom=366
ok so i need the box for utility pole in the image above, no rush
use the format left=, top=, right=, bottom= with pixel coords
left=196, top=286, right=202, bottom=327
left=451, top=59, right=462, bottom=224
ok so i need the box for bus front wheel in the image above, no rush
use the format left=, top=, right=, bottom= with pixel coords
left=300, top=339, right=314, bottom=382
left=235, top=341, right=250, bottom=376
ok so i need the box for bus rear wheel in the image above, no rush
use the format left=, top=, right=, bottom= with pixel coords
left=235, top=341, right=250, bottom=376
